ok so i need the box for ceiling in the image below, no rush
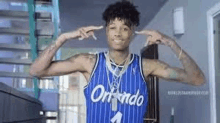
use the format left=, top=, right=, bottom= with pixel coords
left=59, top=0, right=167, bottom=48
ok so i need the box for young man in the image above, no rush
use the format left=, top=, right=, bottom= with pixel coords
left=30, top=1, right=205, bottom=123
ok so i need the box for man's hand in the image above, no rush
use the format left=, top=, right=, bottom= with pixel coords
left=63, top=25, right=104, bottom=41
left=30, top=25, right=103, bottom=78
left=135, top=30, right=174, bottom=47
left=137, top=30, right=206, bottom=86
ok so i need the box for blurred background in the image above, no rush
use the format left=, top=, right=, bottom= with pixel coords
left=0, top=0, right=219, bottom=123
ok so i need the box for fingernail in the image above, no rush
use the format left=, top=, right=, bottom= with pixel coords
left=78, top=37, right=83, bottom=40
left=93, top=34, right=97, bottom=40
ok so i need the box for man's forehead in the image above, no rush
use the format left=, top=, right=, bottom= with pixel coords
left=108, top=18, right=132, bottom=27
left=109, top=18, right=126, bottom=24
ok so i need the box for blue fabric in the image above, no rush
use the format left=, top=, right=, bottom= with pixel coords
left=84, top=52, right=148, bottom=123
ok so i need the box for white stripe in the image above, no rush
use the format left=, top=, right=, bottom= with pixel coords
left=139, top=56, right=148, bottom=86
left=109, top=65, right=113, bottom=122
left=123, top=64, right=128, bottom=123
left=128, top=63, right=133, bottom=122
left=130, top=54, right=134, bottom=64
left=140, top=56, right=144, bottom=122
left=99, top=55, right=105, bottom=123
left=119, top=73, right=122, bottom=122
left=84, top=53, right=99, bottom=123
left=138, top=70, right=141, bottom=123
left=95, top=54, right=102, bottom=123
left=84, top=53, right=99, bottom=89
left=120, top=75, right=122, bottom=109
left=140, top=56, right=148, bottom=122
left=103, top=64, right=107, bottom=123
left=140, top=76, right=143, bottom=122
left=90, top=72, right=96, bottom=122
left=90, top=53, right=99, bottom=122
left=133, top=57, right=137, bottom=123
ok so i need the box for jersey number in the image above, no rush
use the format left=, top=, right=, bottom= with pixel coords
left=111, top=112, right=122, bottom=123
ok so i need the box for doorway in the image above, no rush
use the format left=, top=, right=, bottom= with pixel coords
left=214, top=13, right=220, bottom=123
left=207, top=2, right=220, bottom=123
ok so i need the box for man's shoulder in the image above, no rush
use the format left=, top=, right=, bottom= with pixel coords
left=141, top=58, right=157, bottom=63
left=67, top=53, right=97, bottom=67
left=141, top=58, right=159, bottom=77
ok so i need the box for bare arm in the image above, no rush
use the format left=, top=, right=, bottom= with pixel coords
left=143, top=58, right=205, bottom=86
left=29, top=25, right=103, bottom=77
left=30, top=53, right=96, bottom=77
left=29, top=34, right=65, bottom=77
left=29, top=32, right=80, bottom=77
left=136, top=30, right=205, bottom=86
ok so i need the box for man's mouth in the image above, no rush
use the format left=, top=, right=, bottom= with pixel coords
left=113, top=39, right=123, bottom=43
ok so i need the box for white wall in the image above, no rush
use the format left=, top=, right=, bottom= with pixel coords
left=130, top=0, right=220, bottom=122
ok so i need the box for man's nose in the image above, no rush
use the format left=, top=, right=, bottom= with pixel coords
left=114, top=29, right=122, bottom=37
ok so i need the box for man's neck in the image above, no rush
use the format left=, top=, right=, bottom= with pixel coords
left=108, top=49, right=130, bottom=65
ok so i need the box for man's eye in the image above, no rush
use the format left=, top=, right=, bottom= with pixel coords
left=110, top=27, right=116, bottom=29
left=123, top=28, right=129, bottom=31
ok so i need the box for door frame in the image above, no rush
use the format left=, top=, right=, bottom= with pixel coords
left=207, top=2, right=220, bottom=123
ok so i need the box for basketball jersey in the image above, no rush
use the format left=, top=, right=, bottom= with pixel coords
left=84, top=52, right=148, bottom=123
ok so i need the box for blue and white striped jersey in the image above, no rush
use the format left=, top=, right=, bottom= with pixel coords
left=84, top=52, right=148, bottom=123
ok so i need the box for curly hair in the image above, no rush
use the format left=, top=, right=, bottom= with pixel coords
left=102, top=1, right=140, bottom=27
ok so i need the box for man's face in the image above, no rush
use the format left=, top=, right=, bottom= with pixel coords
left=106, top=18, right=134, bottom=51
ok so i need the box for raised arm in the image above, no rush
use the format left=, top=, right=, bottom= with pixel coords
left=142, top=58, right=204, bottom=86
left=29, top=25, right=103, bottom=77
left=136, top=30, right=205, bottom=86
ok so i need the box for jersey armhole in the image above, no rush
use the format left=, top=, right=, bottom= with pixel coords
left=139, top=56, right=149, bottom=96
left=83, top=53, right=99, bottom=89
left=139, top=56, right=148, bottom=83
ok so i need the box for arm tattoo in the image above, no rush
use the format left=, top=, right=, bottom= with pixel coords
left=32, top=40, right=62, bottom=70
left=169, top=70, right=178, bottom=80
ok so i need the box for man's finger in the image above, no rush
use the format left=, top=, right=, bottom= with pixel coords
left=92, top=34, right=97, bottom=40
left=85, top=25, right=104, bottom=32
left=80, top=29, right=89, bottom=38
left=144, top=36, right=151, bottom=47
left=78, top=37, right=84, bottom=40
left=135, top=30, right=152, bottom=35
left=87, top=31, right=97, bottom=40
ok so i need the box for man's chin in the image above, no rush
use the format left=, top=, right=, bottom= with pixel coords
left=110, top=46, right=128, bottom=51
